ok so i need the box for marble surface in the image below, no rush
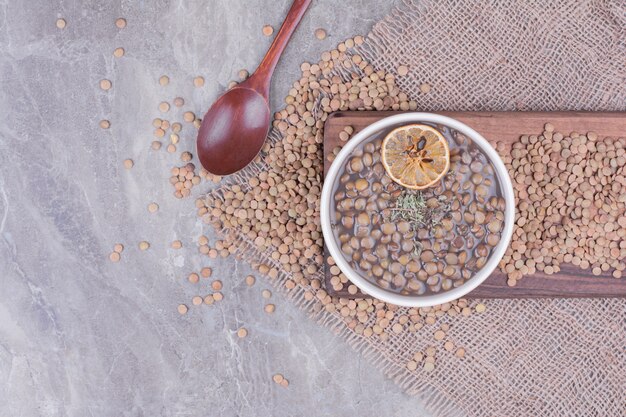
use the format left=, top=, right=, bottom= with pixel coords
left=0, top=1, right=435, bottom=416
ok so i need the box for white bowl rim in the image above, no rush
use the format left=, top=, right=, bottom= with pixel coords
left=320, top=112, right=515, bottom=307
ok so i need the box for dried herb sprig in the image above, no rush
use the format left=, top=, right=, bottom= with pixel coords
left=384, top=189, right=452, bottom=257
left=390, top=192, right=427, bottom=226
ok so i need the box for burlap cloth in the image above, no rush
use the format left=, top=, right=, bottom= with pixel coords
left=208, top=0, right=626, bottom=415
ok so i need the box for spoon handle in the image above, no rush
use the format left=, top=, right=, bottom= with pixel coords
left=249, top=0, right=313, bottom=96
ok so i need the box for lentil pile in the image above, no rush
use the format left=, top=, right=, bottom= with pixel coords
left=497, top=127, right=626, bottom=284
left=331, top=129, right=505, bottom=295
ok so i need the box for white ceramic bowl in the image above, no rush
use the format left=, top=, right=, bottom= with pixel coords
left=321, top=113, right=515, bottom=307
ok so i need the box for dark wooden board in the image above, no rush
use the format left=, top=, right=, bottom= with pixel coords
left=323, top=111, right=626, bottom=299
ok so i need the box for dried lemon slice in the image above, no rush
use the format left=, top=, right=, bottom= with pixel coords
left=381, top=124, right=450, bottom=189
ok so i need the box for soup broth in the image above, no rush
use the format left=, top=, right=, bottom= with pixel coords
left=331, top=124, right=506, bottom=295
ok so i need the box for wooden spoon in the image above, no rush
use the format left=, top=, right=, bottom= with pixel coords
left=197, top=0, right=313, bottom=175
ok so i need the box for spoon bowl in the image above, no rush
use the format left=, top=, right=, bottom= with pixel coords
left=197, top=83, right=270, bottom=176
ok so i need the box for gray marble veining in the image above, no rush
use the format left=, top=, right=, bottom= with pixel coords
left=0, top=1, right=433, bottom=416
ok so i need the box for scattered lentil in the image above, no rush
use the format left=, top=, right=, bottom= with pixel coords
left=177, top=304, right=188, bottom=315
left=315, top=28, right=327, bottom=40
left=138, top=241, right=150, bottom=251
left=245, top=275, right=256, bottom=286
left=262, top=25, right=274, bottom=36
left=99, top=120, right=110, bottom=129
left=147, top=202, right=159, bottom=213
left=237, top=327, right=248, bottom=338
left=171, top=240, right=182, bottom=249
left=193, top=76, right=205, bottom=87
left=397, top=65, right=409, bottom=76
left=200, top=267, right=212, bottom=278
left=192, top=296, right=203, bottom=306
left=264, top=304, right=275, bottom=314
left=262, top=289, right=272, bottom=299
left=56, top=18, right=66, bottom=29
left=159, top=75, right=169, bottom=86
left=113, top=47, right=125, bottom=58
left=211, top=280, right=223, bottom=291
left=99, top=79, right=112, bottom=91
left=188, top=273, right=199, bottom=284
left=158, top=101, right=170, bottom=113
left=115, top=18, right=126, bottom=29
left=183, top=111, right=195, bottom=122
left=339, top=126, right=353, bottom=142
left=123, top=159, right=134, bottom=169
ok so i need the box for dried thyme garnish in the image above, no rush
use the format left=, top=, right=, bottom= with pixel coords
left=389, top=192, right=427, bottom=225
left=385, top=189, right=452, bottom=257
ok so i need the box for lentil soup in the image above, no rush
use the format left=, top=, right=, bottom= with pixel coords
left=330, top=124, right=506, bottom=295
